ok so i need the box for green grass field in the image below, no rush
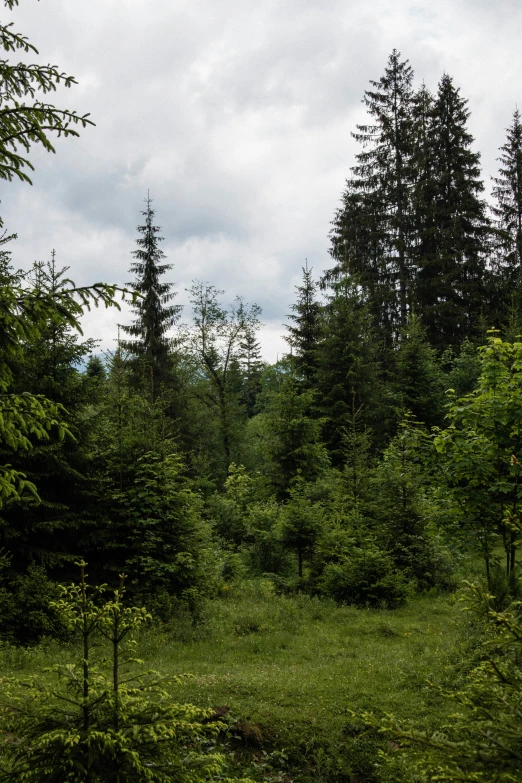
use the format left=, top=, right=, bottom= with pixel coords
left=0, top=582, right=474, bottom=782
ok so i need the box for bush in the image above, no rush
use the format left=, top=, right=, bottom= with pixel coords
left=0, top=563, right=66, bottom=644
left=316, top=545, right=412, bottom=608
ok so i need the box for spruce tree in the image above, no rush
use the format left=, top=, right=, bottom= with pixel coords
left=284, top=263, right=322, bottom=387
left=263, top=375, right=329, bottom=499
left=491, top=109, right=522, bottom=312
left=328, top=50, right=416, bottom=346
left=314, top=278, right=384, bottom=463
left=121, top=196, right=181, bottom=396
left=414, top=75, right=489, bottom=349
left=393, top=315, right=445, bottom=428
left=238, top=319, right=264, bottom=417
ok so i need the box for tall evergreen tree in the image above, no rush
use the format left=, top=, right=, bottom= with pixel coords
left=121, top=196, right=181, bottom=397
left=328, top=50, right=416, bottom=346
left=413, top=75, right=489, bottom=348
left=491, top=109, right=522, bottom=306
left=284, top=263, right=322, bottom=387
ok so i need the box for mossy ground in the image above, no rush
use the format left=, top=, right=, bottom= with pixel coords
left=0, top=582, right=474, bottom=782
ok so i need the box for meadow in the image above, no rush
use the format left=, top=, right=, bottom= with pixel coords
left=0, top=582, right=475, bottom=783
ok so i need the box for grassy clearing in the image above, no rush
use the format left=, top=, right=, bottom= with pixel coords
left=0, top=583, right=473, bottom=782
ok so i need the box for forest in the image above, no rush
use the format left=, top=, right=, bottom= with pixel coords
left=1, top=1, right=522, bottom=781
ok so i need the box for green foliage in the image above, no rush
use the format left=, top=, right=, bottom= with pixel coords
left=328, top=50, right=416, bottom=343
left=368, top=417, right=454, bottom=591
left=0, top=564, right=232, bottom=783
left=278, top=479, right=324, bottom=577
left=491, top=109, right=522, bottom=309
left=0, top=0, right=94, bottom=184
left=393, top=315, right=445, bottom=428
left=0, top=237, right=136, bottom=508
left=362, top=584, right=522, bottom=782
left=185, top=282, right=261, bottom=475
left=315, top=278, right=385, bottom=460
left=414, top=74, right=489, bottom=349
left=260, top=375, right=329, bottom=498
left=284, top=263, right=322, bottom=388
left=121, top=197, right=182, bottom=393
left=434, top=334, right=522, bottom=582
left=316, top=542, right=412, bottom=608
left=102, top=451, right=212, bottom=600
left=0, top=561, right=65, bottom=644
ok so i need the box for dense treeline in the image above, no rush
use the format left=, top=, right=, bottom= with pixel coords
left=2, top=46, right=522, bottom=645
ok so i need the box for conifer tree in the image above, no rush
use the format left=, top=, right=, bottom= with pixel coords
left=263, top=375, right=329, bottom=499
left=328, top=50, right=417, bottom=346
left=393, top=315, right=445, bottom=428
left=121, top=196, right=181, bottom=397
left=284, top=263, right=322, bottom=387
left=414, top=75, right=489, bottom=348
left=315, top=279, right=384, bottom=462
left=238, top=318, right=264, bottom=416
left=491, top=109, right=522, bottom=307
left=2, top=254, right=101, bottom=576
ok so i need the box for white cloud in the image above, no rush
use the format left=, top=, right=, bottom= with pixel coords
left=2, top=0, right=522, bottom=363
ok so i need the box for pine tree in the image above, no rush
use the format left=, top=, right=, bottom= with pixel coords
left=491, top=109, right=522, bottom=311
left=328, top=50, right=417, bottom=346
left=284, top=263, right=322, bottom=387
left=121, top=196, right=181, bottom=396
left=414, top=75, right=489, bottom=348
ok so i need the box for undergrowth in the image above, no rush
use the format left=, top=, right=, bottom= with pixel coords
left=0, top=580, right=473, bottom=783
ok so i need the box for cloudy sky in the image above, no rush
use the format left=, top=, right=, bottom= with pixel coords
left=3, top=0, right=521, bottom=361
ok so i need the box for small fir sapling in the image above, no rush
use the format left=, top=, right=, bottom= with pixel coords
left=0, top=562, right=238, bottom=783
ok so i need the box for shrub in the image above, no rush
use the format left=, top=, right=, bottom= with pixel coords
left=316, top=545, right=412, bottom=608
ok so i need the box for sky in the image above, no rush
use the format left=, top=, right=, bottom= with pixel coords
left=3, top=0, right=522, bottom=362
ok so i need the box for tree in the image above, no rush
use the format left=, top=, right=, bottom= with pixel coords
left=0, top=239, right=128, bottom=507
left=121, top=196, right=181, bottom=397
left=314, top=278, right=384, bottom=462
left=185, top=281, right=261, bottom=475
left=0, top=253, right=102, bottom=575
left=238, top=319, right=264, bottom=417
left=328, top=50, right=417, bottom=345
left=0, top=564, right=228, bottom=783
left=393, top=315, right=445, bottom=428
left=284, top=263, right=322, bottom=387
left=261, top=375, right=329, bottom=499
left=0, top=0, right=94, bottom=186
left=434, top=335, right=522, bottom=583
left=100, top=451, right=211, bottom=600
left=279, top=479, right=324, bottom=577
left=491, top=109, right=522, bottom=311
left=414, top=74, right=489, bottom=349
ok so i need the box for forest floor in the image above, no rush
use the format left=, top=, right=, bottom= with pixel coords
left=0, top=582, right=476, bottom=782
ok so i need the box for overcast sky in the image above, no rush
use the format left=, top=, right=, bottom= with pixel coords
left=3, top=0, right=521, bottom=361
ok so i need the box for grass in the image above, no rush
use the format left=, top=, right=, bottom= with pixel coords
left=0, top=581, right=474, bottom=782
